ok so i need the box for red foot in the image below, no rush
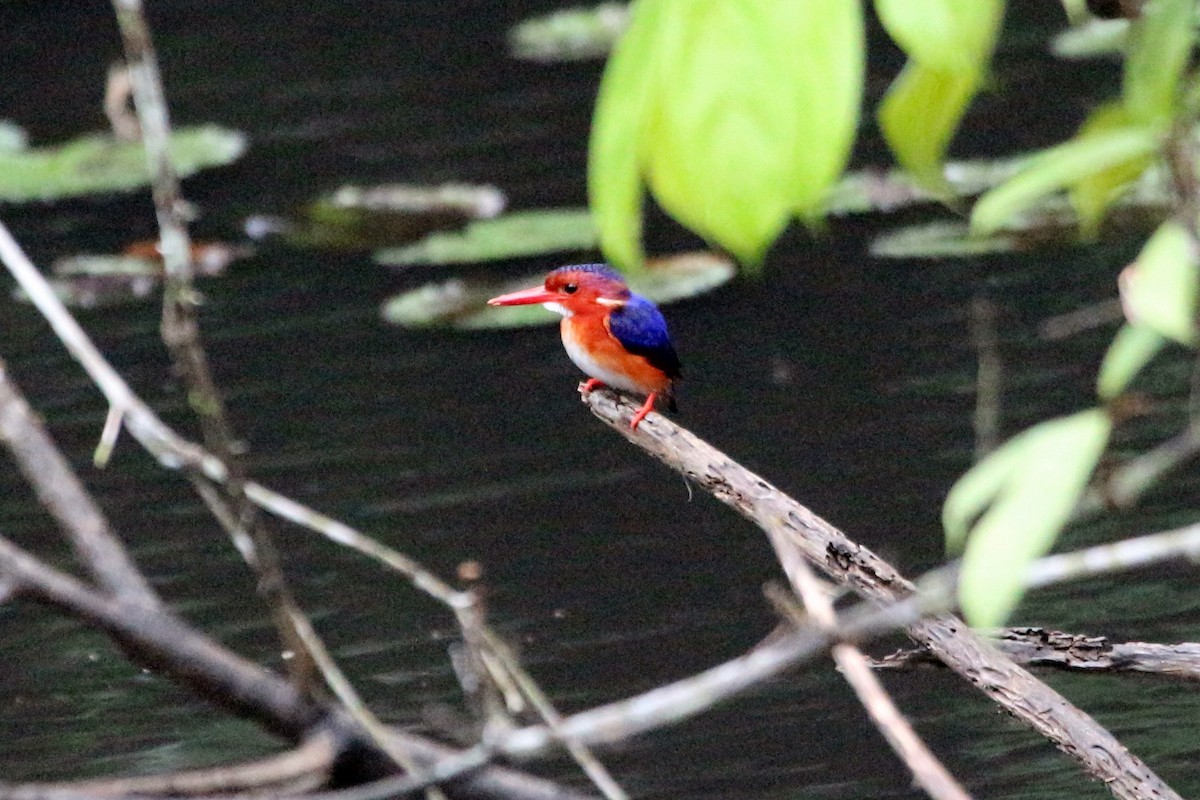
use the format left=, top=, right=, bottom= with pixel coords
left=580, top=378, right=604, bottom=393
left=630, top=392, right=657, bottom=431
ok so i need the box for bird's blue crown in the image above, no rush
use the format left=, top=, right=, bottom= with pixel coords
left=550, top=263, right=624, bottom=283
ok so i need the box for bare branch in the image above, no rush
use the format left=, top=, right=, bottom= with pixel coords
left=581, top=386, right=1180, bottom=800
left=1, top=732, right=337, bottom=799
left=0, top=361, right=156, bottom=604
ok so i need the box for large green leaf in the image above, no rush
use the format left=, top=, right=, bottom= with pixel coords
left=639, top=4, right=794, bottom=266
left=589, top=0, right=865, bottom=269
left=588, top=0, right=666, bottom=271
left=945, top=409, right=1113, bottom=627
left=1123, top=0, right=1195, bottom=124
left=971, top=126, right=1161, bottom=236
left=1118, top=220, right=1199, bottom=346
left=1097, top=323, right=1167, bottom=400
left=875, top=0, right=1003, bottom=190
left=786, top=0, right=864, bottom=217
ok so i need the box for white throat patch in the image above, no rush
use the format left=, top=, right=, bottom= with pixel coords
left=543, top=301, right=573, bottom=318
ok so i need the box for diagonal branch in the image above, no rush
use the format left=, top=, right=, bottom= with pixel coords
left=0, top=361, right=157, bottom=604
left=581, top=387, right=1179, bottom=800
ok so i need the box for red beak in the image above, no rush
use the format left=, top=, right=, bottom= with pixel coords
left=487, top=286, right=557, bottom=306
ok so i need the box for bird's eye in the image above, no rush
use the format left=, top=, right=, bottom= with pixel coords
left=563, top=283, right=578, bottom=294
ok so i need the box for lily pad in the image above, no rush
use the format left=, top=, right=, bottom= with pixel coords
left=13, top=241, right=251, bottom=308
left=870, top=194, right=1168, bottom=259
left=0, top=124, right=247, bottom=203
left=260, top=183, right=507, bottom=251
left=380, top=251, right=734, bottom=329
left=374, top=208, right=598, bottom=267
left=826, top=156, right=1028, bottom=216
left=508, top=3, right=629, bottom=62
left=1050, top=18, right=1129, bottom=59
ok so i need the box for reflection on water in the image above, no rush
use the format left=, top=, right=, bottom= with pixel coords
left=0, top=2, right=1197, bottom=798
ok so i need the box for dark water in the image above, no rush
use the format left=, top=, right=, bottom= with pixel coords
left=0, top=2, right=1197, bottom=798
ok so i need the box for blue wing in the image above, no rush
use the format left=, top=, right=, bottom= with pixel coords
left=608, top=295, right=682, bottom=380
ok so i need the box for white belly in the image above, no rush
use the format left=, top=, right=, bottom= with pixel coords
left=561, top=324, right=646, bottom=395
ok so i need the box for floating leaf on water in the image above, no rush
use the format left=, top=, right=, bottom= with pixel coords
left=13, top=256, right=161, bottom=309
left=509, top=2, right=630, bottom=62
left=13, top=241, right=252, bottom=308
left=324, top=183, right=506, bottom=218
left=380, top=251, right=734, bottom=329
left=374, top=208, right=598, bottom=267
left=826, top=156, right=1029, bottom=216
left=268, top=183, right=508, bottom=251
left=871, top=221, right=1029, bottom=259
left=872, top=188, right=1171, bottom=260
left=119, top=240, right=254, bottom=277
left=1050, top=18, right=1129, bottom=59
left=0, top=121, right=28, bottom=153
left=0, top=125, right=247, bottom=203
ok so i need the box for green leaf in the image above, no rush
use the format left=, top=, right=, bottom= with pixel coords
left=787, top=0, right=865, bottom=217
left=946, top=409, right=1113, bottom=627
left=875, top=0, right=1003, bottom=190
left=1118, top=220, right=1200, bottom=345
left=589, top=0, right=865, bottom=269
left=0, top=125, right=247, bottom=203
left=1068, top=102, right=1156, bottom=238
left=639, top=3, right=793, bottom=265
left=875, top=0, right=1003, bottom=70
left=970, top=126, right=1160, bottom=236
left=1123, top=0, right=1195, bottom=123
left=374, top=208, right=597, bottom=267
left=877, top=63, right=982, bottom=192
left=1097, top=323, right=1167, bottom=400
left=588, top=0, right=667, bottom=271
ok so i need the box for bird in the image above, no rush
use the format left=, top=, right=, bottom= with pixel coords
left=488, top=263, right=681, bottom=431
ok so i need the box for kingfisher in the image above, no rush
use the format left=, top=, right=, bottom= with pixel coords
left=488, top=264, right=681, bottom=430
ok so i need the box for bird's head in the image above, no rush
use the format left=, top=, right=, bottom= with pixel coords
left=487, top=264, right=631, bottom=318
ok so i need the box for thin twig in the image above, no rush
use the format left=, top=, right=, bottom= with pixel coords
left=769, top=562, right=970, bottom=800
left=191, top=478, right=448, bottom=800
left=472, top=626, right=629, bottom=800
left=110, top=0, right=317, bottom=689
left=5, top=732, right=337, bottom=798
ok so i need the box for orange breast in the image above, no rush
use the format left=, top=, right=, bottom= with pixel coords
left=561, top=313, right=672, bottom=396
